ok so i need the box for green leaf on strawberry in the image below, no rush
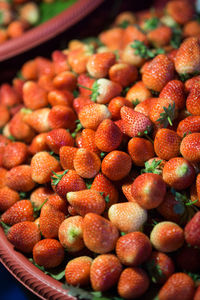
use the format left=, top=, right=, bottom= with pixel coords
left=146, top=259, right=163, bottom=284
left=71, top=120, right=83, bottom=138
left=143, top=17, right=160, bottom=31
left=156, top=102, right=176, bottom=128
left=78, top=81, right=100, bottom=102
left=141, top=159, right=163, bottom=175
left=0, top=221, right=11, bottom=235
left=51, top=169, right=69, bottom=186
left=131, top=40, right=165, bottom=59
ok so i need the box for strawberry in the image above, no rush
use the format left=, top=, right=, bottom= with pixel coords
left=31, top=151, right=60, bottom=184
left=154, top=129, right=181, bottom=160
left=109, top=63, right=138, bottom=87
left=101, top=150, right=132, bottom=181
left=53, top=71, right=77, bottom=91
left=185, top=75, right=200, bottom=93
left=142, top=54, right=175, bottom=92
left=24, top=108, right=51, bottom=133
left=134, top=97, right=156, bottom=117
left=114, top=11, right=136, bottom=26
left=150, top=221, right=184, bottom=252
left=183, top=20, right=200, bottom=38
left=77, top=73, right=95, bottom=98
left=122, top=25, right=148, bottom=49
left=126, top=81, right=152, bottom=105
left=95, top=119, right=122, bottom=152
left=99, top=27, right=124, bottom=50
left=33, top=239, right=64, bottom=268
left=30, top=187, right=53, bottom=209
left=159, top=80, right=186, bottom=110
left=108, top=96, right=133, bottom=120
left=58, top=216, right=84, bottom=252
left=7, top=221, right=41, bottom=253
left=35, top=57, right=54, bottom=78
left=166, top=0, right=194, bottom=25
left=197, top=173, right=200, bottom=203
left=158, top=273, right=195, bottom=300
left=23, top=81, right=48, bottom=110
left=176, top=245, right=200, bottom=273
left=38, top=75, right=54, bottom=92
left=81, top=129, right=100, bottom=154
left=1, top=200, right=34, bottom=225
left=194, top=286, right=200, bottom=300
left=59, top=146, right=77, bottom=170
left=39, top=203, right=65, bottom=238
left=52, top=50, right=69, bottom=74
left=0, top=168, right=7, bottom=188
left=147, top=25, right=172, bottom=47
left=90, top=254, right=122, bottom=292
left=46, top=128, right=74, bottom=154
left=117, top=267, right=150, bottom=299
left=83, top=213, right=119, bottom=253
left=180, top=133, right=200, bottom=163
left=73, top=148, right=101, bottom=179
left=73, top=97, right=93, bottom=115
left=78, top=103, right=111, bottom=130
left=146, top=251, right=175, bottom=284
left=128, top=137, right=155, bottom=166
left=29, top=133, right=49, bottom=155
left=48, top=89, right=74, bottom=107
left=21, top=60, right=37, bottom=80
left=2, top=142, right=28, bottom=169
left=131, top=173, right=166, bottom=209
left=91, top=173, right=119, bottom=209
left=65, top=256, right=93, bottom=286
left=86, top=52, right=116, bottom=78
left=186, top=86, right=200, bottom=116
left=141, top=157, right=166, bottom=175
left=67, top=190, right=105, bottom=216
left=184, top=211, right=200, bottom=247
left=177, top=116, right=200, bottom=137
left=47, top=193, right=68, bottom=215
left=6, top=165, right=35, bottom=192
left=120, top=106, right=152, bottom=137
left=162, top=157, right=196, bottom=190
left=175, top=37, right=200, bottom=75
left=0, top=83, right=20, bottom=107
left=67, top=47, right=90, bottom=74
left=0, top=187, right=20, bottom=212
left=48, top=105, right=76, bottom=131
left=108, top=202, right=147, bottom=233
left=0, top=104, right=10, bottom=128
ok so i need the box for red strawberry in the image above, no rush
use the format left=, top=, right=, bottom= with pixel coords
left=24, top=108, right=51, bottom=133
left=109, top=63, right=138, bottom=87
left=0, top=104, right=10, bottom=128
left=86, top=52, right=116, bottom=78
left=29, top=133, right=49, bottom=155
left=46, top=128, right=74, bottom=154
left=126, top=81, right=152, bottom=104
left=90, top=254, right=122, bottom=291
left=73, top=96, right=93, bottom=115
left=147, top=25, right=172, bottom=48
left=0, top=83, right=20, bottom=107
left=184, top=211, right=200, bottom=247
left=2, top=142, right=28, bottom=169
left=48, top=89, right=73, bottom=107
left=159, top=80, right=186, bottom=110
left=58, top=216, right=84, bottom=252
left=166, top=0, right=194, bottom=25
left=48, top=105, right=76, bottom=131
left=33, top=239, right=64, bottom=268
left=186, top=86, right=200, bottom=116
left=59, top=146, right=77, bottom=170
left=180, top=133, right=200, bottom=163
left=120, top=106, right=152, bottom=137
left=53, top=71, right=77, bottom=91
left=30, top=187, right=53, bottom=209
left=0, top=187, right=20, bottom=212
left=1, top=200, right=34, bottom=225
left=0, top=168, right=7, bottom=188
left=128, top=137, right=155, bottom=167
left=52, top=50, right=69, bottom=74
left=99, top=27, right=124, bottom=50
left=23, top=81, right=48, bottom=110
left=7, top=221, right=41, bottom=253
left=65, top=256, right=93, bottom=286
left=116, top=232, right=152, bottom=266
left=77, top=73, right=95, bottom=98
left=131, top=173, right=166, bottom=209
left=47, top=193, right=68, bottom=215
left=6, top=165, right=35, bottom=192
left=108, top=96, right=133, bottom=120
left=177, top=116, right=200, bottom=138
left=83, top=213, right=119, bottom=253
left=81, top=129, right=100, bottom=154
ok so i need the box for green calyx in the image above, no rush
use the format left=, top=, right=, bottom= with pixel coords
left=141, top=159, right=163, bottom=175
left=71, top=120, right=83, bottom=138
left=156, top=102, right=176, bottom=128
left=78, top=81, right=100, bottom=102
left=143, top=17, right=160, bottom=31
left=51, top=169, right=68, bottom=186
left=131, top=40, right=165, bottom=59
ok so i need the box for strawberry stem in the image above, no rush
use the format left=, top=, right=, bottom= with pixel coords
left=51, top=169, right=68, bottom=186
left=78, top=84, right=93, bottom=91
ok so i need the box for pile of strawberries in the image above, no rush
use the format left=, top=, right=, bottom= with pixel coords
left=1, top=0, right=200, bottom=299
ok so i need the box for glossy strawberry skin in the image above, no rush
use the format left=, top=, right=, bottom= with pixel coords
left=184, top=211, right=200, bottom=247
left=128, top=137, right=155, bottom=167
left=177, top=116, right=200, bottom=138
left=159, top=80, right=186, bottom=110
left=186, top=86, right=200, bottom=116
left=0, top=187, right=20, bottom=212
left=2, top=142, right=28, bottom=169
left=1, top=200, right=34, bottom=225
left=46, top=128, right=74, bottom=154
left=180, top=133, right=200, bottom=163
left=86, top=52, right=116, bottom=78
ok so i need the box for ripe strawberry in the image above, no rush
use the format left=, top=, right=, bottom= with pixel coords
left=48, top=105, right=76, bottom=131
left=101, top=150, right=132, bottom=181
left=78, top=103, right=111, bottom=130
left=117, top=267, right=150, bottom=299
left=131, top=173, right=166, bottom=209
left=23, top=81, right=48, bottom=110
left=0, top=187, right=20, bottom=212
left=47, top=193, right=68, bottom=215
left=154, top=129, right=181, bottom=160
left=177, top=116, right=200, bottom=138
left=128, top=137, right=155, bottom=166
left=183, top=20, right=200, bottom=38
left=33, top=239, right=64, bottom=268
left=21, top=60, right=37, bottom=80
left=86, top=52, right=116, bottom=78
left=176, top=245, right=200, bottom=273
left=166, top=0, right=194, bottom=25
left=65, top=256, right=93, bottom=286
left=109, top=63, right=138, bottom=87
left=197, top=173, right=200, bottom=202
left=150, top=221, right=184, bottom=252
left=46, top=128, right=74, bottom=154
left=142, top=157, right=166, bottom=176
left=6, top=165, right=35, bottom=192
left=53, top=71, right=77, bottom=91
left=40, top=203, right=65, bottom=238
left=120, top=106, right=152, bottom=137
left=95, top=119, right=122, bottom=152
left=158, top=273, right=195, bottom=300
left=91, top=173, right=119, bottom=209
left=77, top=73, right=95, bottom=98
left=73, top=148, right=101, bottom=179
left=185, top=75, right=200, bottom=92
left=180, top=133, right=200, bottom=163
left=116, top=231, right=151, bottom=266
left=108, top=202, right=147, bottom=233
left=0, top=104, right=10, bottom=128
left=58, top=216, right=84, bottom=252
left=59, top=146, right=77, bottom=170
left=159, top=80, right=186, bottom=110
left=38, top=74, right=54, bottom=92
left=83, top=213, right=119, bottom=253
left=35, top=57, right=54, bottom=78
left=1, top=200, right=34, bottom=225
left=24, top=108, right=51, bottom=133
left=114, top=11, right=136, bottom=26
left=142, top=54, right=175, bottom=92
left=134, top=97, right=157, bottom=117
left=73, top=97, right=93, bottom=115
left=67, top=190, right=105, bottom=216
left=48, top=89, right=74, bottom=107
left=2, top=142, right=28, bottom=169
left=162, top=157, right=195, bottom=190
left=7, top=221, right=41, bottom=253
left=81, top=129, right=100, bottom=154
left=147, top=25, right=172, bottom=47
left=29, top=133, right=49, bottom=155
left=30, top=187, right=53, bottom=209
left=0, top=83, right=20, bottom=107
left=122, top=25, right=148, bottom=49
left=186, top=86, right=200, bottom=116
left=184, top=211, right=200, bottom=247
left=99, top=27, right=124, bottom=50
left=90, top=254, right=122, bottom=291
left=52, top=50, right=69, bottom=74
left=67, top=47, right=90, bottom=74
left=146, top=251, right=175, bottom=284
left=0, top=168, right=7, bottom=188
left=31, top=151, right=60, bottom=184
left=108, top=97, right=133, bottom=120
left=175, top=37, right=200, bottom=75
left=126, top=81, right=152, bottom=104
